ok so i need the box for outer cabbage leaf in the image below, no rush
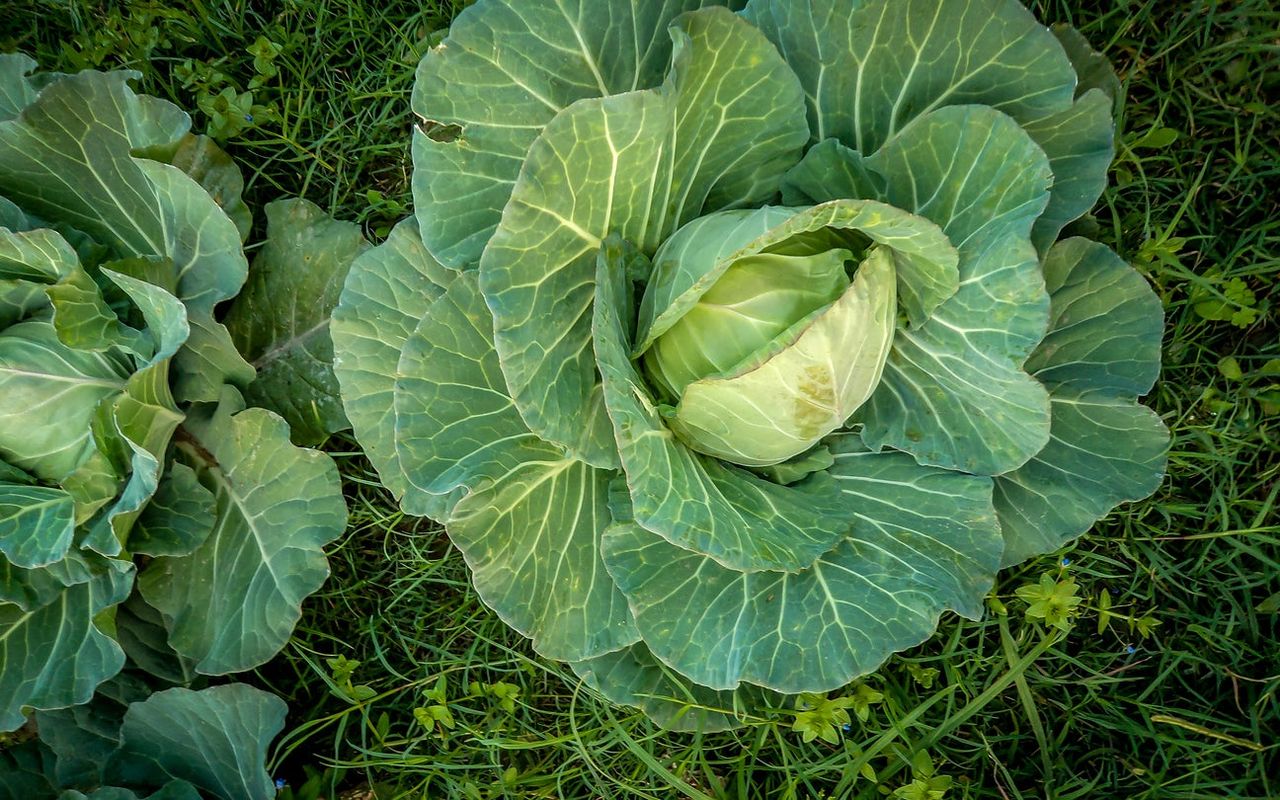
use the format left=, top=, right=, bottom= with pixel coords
left=34, top=671, right=149, bottom=789
left=743, top=0, right=1113, bottom=251
left=785, top=106, right=1054, bottom=475
left=138, top=388, right=346, bottom=674
left=412, top=0, right=744, bottom=268
left=158, top=134, right=253, bottom=242
left=448, top=456, right=640, bottom=662
left=126, top=463, right=215, bottom=558
left=571, top=643, right=780, bottom=732
left=1052, top=24, right=1123, bottom=110
left=480, top=6, right=809, bottom=467
left=600, top=435, right=1001, bottom=691
left=81, top=269, right=190, bottom=555
left=0, top=54, right=40, bottom=122
left=0, top=457, right=34, bottom=485
left=391, top=273, right=548, bottom=517
left=0, top=69, right=246, bottom=312
left=0, top=227, right=78, bottom=284
left=0, top=553, right=133, bottom=731
left=0, top=281, right=45, bottom=328
left=390, top=271, right=639, bottom=661
left=0, top=195, right=28, bottom=228
left=742, top=0, right=1073, bottom=151
left=224, top=199, right=369, bottom=445
left=114, top=594, right=197, bottom=686
left=0, top=484, right=75, bottom=568
left=0, top=548, right=93, bottom=611
left=170, top=312, right=255, bottom=405
left=0, top=320, right=129, bottom=482
left=0, top=742, right=58, bottom=798
left=59, top=786, right=201, bottom=800
left=995, top=238, right=1169, bottom=564
left=330, top=218, right=455, bottom=515
left=103, top=684, right=286, bottom=800
left=1021, top=91, right=1114, bottom=252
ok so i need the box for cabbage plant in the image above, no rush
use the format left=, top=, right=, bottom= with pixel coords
left=333, top=0, right=1169, bottom=728
left=0, top=55, right=350, bottom=795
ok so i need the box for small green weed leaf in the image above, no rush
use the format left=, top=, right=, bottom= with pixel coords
left=1193, top=274, right=1259, bottom=327
left=906, top=663, right=939, bottom=689
left=413, top=702, right=454, bottom=733
left=484, top=681, right=520, bottom=714
left=246, top=36, right=283, bottom=84
left=412, top=706, right=431, bottom=731
left=1130, top=127, right=1179, bottom=150
left=893, top=775, right=954, bottom=800
left=325, top=655, right=375, bottom=703
left=1097, top=588, right=1113, bottom=634
left=198, top=87, right=255, bottom=139
left=1132, top=611, right=1162, bottom=639
left=326, top=655, right=359, bottom=686
left=432, top=704, right=455, bottom=730
left=1229, top=306, right=1259, bottom=327
left=424, top=674, right=448, bottom=705
left=844, top=747, right=878, bottom=784
left=1016, top=573, right=1083, bottom=631
left=791, top=692, right=857, bottom=744
left=1218, top=356, right=1244, bottom=381
left=850, top=683, right=885, bottom=722
left=1256, top=592, right=1280, bottom=614
left=1134, top=236, right=1186, bottom=271
left=469, top=679, right=521, bottom=713
left=1256, top=388, right=1280, bottom=417
left=910, top=748, right=937, bottom=778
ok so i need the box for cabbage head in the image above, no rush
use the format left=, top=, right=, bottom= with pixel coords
left=332, top=0, right=1169, bottom=729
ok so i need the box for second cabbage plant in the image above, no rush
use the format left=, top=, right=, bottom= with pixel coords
left=333, top=0, right=1169, bottom=728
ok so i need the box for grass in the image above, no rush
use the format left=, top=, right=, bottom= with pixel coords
left=4, top=0, right=1278, bottom=797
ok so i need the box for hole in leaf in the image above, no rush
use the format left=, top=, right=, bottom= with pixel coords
left=417, top=118, right=464, bottom=143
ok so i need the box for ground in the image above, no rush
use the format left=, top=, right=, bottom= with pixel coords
left=2, top=0, right=1276, bottom=797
